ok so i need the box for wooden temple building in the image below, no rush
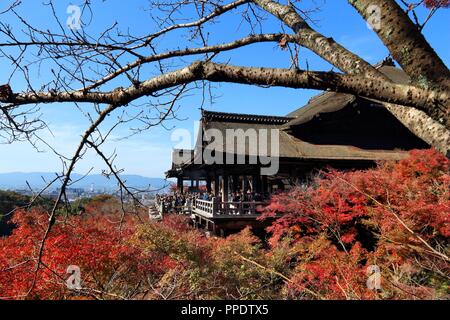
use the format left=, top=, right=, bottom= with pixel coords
left=165, top=63, right=429, bottom=236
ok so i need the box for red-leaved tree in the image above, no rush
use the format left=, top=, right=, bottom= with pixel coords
left=263, top=149, right=449, bottom=299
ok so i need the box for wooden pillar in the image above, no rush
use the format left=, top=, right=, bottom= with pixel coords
left=262, top=175, right=268, bottom=195
left=177, top=177, right=183, bottom=194
left=191, top=179, right=194, bottom=188
left=212, top=196, right=217, bottom=212
left=252, top=175, right=261, bottom=193
left=221, top=175, right=229, bottom=203
left=195, top=179, right=199, bottom=189
left=242, top=176, right=248, bottom=193
left=206, top=176, right=212, bottom=193
left=232, top=175, right=240, bottom=193
left=214, top=175, right=220, bottom=198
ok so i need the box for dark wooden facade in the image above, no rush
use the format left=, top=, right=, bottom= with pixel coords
left=165, top=64, right=429, bottom=235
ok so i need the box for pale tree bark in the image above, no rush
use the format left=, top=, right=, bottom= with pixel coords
left=2, top=61, right=447, bottom=118
left=200, top=62, right=449, bottom=117
left=0, top=0, right=448, bottom=154
left=347, top=0, right=450, bottom=155
left=384, top=104, right=450, bottom=157
left=252, top=0, right=450, bottom=155
left=348, top=0, right=450, bottom=89
left=253, top=0, right=383, bottom=78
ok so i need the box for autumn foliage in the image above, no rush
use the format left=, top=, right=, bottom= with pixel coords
left=263, top=149, right=449, bottom=299
left=0, top=149, right=448, bottom=300
left=0, top=208, right=142, bottom=299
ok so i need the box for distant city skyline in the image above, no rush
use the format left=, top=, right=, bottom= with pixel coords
left=0, top=172, right=169, bottom=191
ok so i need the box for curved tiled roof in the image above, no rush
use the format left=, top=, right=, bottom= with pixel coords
left=202, top=110, right=294, bottom=124
left=200, top=120, right=408, bottom=161
left=166, top=64, right=419, bottom=174
left=284, top=66, right=410, bottom=127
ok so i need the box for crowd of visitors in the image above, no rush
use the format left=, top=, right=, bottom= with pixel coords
left=155, top=190, right=269, bottom=214
left=155, top=192, right=208, bottom=214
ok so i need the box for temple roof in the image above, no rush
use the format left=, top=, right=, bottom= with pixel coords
left=201, top=110, right=294, bottom=124
left=284, top=65, right=410, bottom=127
left=166, top=63, right=424, bottom=177
left=200, top=119, right=408, bottom=161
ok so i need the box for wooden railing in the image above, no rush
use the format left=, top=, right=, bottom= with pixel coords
left=149, top=203, right=163, bottom=220
left=193, top=198, right=267, bottom=217
left=157, top=202, right=164, bottom=214
left=193, top=199, right=216, bottom=217
left=156, top=200, right=191, bottom=215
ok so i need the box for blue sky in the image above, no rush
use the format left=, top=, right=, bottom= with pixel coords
left=0, top=0, right=448, bottom=177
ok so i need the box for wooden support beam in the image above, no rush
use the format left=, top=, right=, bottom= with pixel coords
left=242, top=176, right=248, bottom=193
left=232, top=175, right=240, bottom=193
left=177, top=177, right=183, bottom=194
left=222, top=175, right=229, bottom=203
left=206, top=176, right=212, bottom=193
left=214, top=175, right=220, bottom=198
left=262, top=175, right=268, bottom=195
left=252, top=175, right=261, bottom=193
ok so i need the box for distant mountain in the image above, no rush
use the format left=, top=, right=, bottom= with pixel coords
left=0, top=172, right=169, bottom=191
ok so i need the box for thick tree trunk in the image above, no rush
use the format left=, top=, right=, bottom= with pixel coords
left=346, top=0, right=450, bottom=155
left=253, top=0, right=450, bottom=154
left=385, top=103, right=450, bottom=157
left=199, top=62, right=449, bottom=127
left=348, top=0, right=450, bottom=89
left=253, top=0, right=382, bottom=78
